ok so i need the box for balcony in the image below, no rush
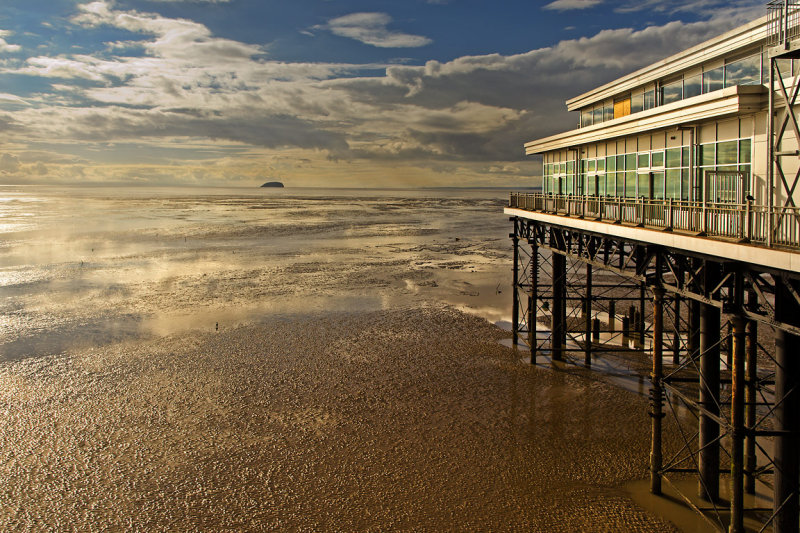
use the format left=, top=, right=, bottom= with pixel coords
left=508, top=192, right=800, bottom=251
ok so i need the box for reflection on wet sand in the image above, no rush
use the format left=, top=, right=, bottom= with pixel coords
left=0, top=309, right=678, bottom=531
left=0, top=187, right=686, bottom=530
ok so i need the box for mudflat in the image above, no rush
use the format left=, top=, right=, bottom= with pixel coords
left=0, top=307, right=677, bottom=531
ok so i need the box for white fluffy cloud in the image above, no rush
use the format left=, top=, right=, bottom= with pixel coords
left=0, top=0, right=766, bottom=185
left=0, top=30, right=21, bottom=53
left=320, top=13, right=433, bottom=48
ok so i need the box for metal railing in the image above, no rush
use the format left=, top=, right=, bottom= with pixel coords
left=767, top=0, right=800, bottom=47
left=509, top=192, right=800, bottom=250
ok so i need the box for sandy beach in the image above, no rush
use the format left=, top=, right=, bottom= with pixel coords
left=0, top=307, right=680, bottom=531
left=0, top=188, right=685, bottom=531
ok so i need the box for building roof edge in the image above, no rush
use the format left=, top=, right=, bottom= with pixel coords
left=565, top=15, right=769, bottom=112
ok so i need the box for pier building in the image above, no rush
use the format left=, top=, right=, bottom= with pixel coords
left=506, top=3, right=800, bottom=531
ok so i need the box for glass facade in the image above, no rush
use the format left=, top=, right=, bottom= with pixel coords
left=578, top=51, right=764, bottom=128
left=542, top=137, right=752, bottom=202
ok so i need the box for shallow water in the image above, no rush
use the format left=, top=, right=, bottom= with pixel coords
left=0, top=186, right=513, bottom=360
left=0, top=186, right=686, bottom=531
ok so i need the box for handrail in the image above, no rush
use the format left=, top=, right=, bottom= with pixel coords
left=767, top=0, right=800, bottom=47
left=508, top=192, right=800, bottom=250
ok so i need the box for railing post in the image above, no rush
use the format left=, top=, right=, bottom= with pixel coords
left=667, top=198, right=673, bottom=230
left=745, top=197, right=752, bottom=242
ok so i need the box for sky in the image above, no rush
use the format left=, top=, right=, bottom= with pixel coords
left=0, top=0, right=766, bottom=188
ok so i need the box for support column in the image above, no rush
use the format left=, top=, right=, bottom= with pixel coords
left=673, top=294, right=681, bottom=365
left=639, top=282, right=646, bottom=348
left=699, top=263, right=721, bottom=502
left=552, top=250, right=566, bottom=362
left=529, top=240, right=538, bottom=365
left=584, top=263, right=592, bottom=366
left=745, top=316, right=758, bottom=495
left=688, top=260, right=701, bottom=362
left=650, top=287, right=665, bottom=495
left=773, top=278, right=800, bottom=533
left=729, top=316, right=746, bottom=533
left=688, top=299, right=700, bottom=360
left=512, top=229, right=519, bottom=346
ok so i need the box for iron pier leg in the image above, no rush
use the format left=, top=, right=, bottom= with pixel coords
left=650, top=287, right=665, bottom=495
left=512, top=229, right=519, bottom=346
left=673, top=294, right=681, bottom=365
left=729, top=316, right=746, bottom=533
left=552, top=250, right=566, bottom=362
left=609, top=300, right=616, bottom=333
left=688, top=260, right=701, bottom=363
left=699, top=265, right=721, bottom=502
left=584, top=263, right=592, bottom=366
left=530, top=241, right=538, bottom=365
left=639, top=282, right=646, bottom=348
left=773, top=278, right=800, bottom=533
left=745, top=316, right=758, bottom=495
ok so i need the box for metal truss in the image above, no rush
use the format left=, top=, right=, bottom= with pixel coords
left=511, top=215, right=800, bottom=532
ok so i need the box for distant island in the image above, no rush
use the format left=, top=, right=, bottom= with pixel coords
left=260, top=181, right=284, bottom=188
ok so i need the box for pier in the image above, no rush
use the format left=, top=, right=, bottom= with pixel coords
left=508, top=3, right=800, bottom=531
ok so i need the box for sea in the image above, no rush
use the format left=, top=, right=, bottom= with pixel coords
left=0, top=186, right=515, bottom=362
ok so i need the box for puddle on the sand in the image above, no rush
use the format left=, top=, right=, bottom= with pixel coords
left=627, top=477, right=773, bottom=533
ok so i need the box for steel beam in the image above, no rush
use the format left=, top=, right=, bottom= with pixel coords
left=699, top=262, right=721, bottom=502
left=773, top=277, right=800, bottom=533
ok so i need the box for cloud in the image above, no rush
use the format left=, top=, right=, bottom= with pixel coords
left=543, top=0, right=603, bottom=11
left=0, top=0, right=766, bottom=186
left=0, top=31, right=21, bottom=53
left=0, top=153, right=20, bottom=172
left=319, top=13, right=432, bottom=48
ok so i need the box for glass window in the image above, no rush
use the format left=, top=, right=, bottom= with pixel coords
left=592, top=106, right=603, bottom=125
left=606, top=156, right=616, bottom=172
left=777, top=58, right=792, bottom=78
left=700, top=144, right=715, bottom=166
left=616, top=154, right=625, bottom=171
left=625, top=153, right=636, bottom=171
left=682, top=169, right=691, bottom=200
left=625, top=171, right=636, bottom=197
left=638, top=173, right=651, bottom=198
left=703, top=66, right=724, bottom=93
left=644, top=89, right=655, bottom=110
left=716, top=140, right=738, bottom=165
left=596, top=159, right=605, bottom=172
left=613, top=97, right=631, bottom=119
left=638, top=153, right=650, bottom=169
left=666, top=169, right=681, bottom=199
left=604, top=101, right=614, bottom=122
left=660, top=78, right=683, bottom=105
left=616, top=174, right=625, bottom=196
left=725, top=55, right=761, bottom=87
left=651, top=151, right=665, bottom=167
left=581, top=109, right=592, bottom=127
left=739, top=139, right=751, bottom=163
left=566, top=160, right=574, bottom=174
left=588, top=159, right=596, bottom=172
left=631, top=92, right=644, bottom=113
left=684, top=74, right=701, bottom=98
left=666, top=148, right=682, bottom=168
left=652, top=171, right=665, bottom=199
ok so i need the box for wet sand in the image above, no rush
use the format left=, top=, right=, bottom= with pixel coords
left=0, top=307, right=679, bottom=531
